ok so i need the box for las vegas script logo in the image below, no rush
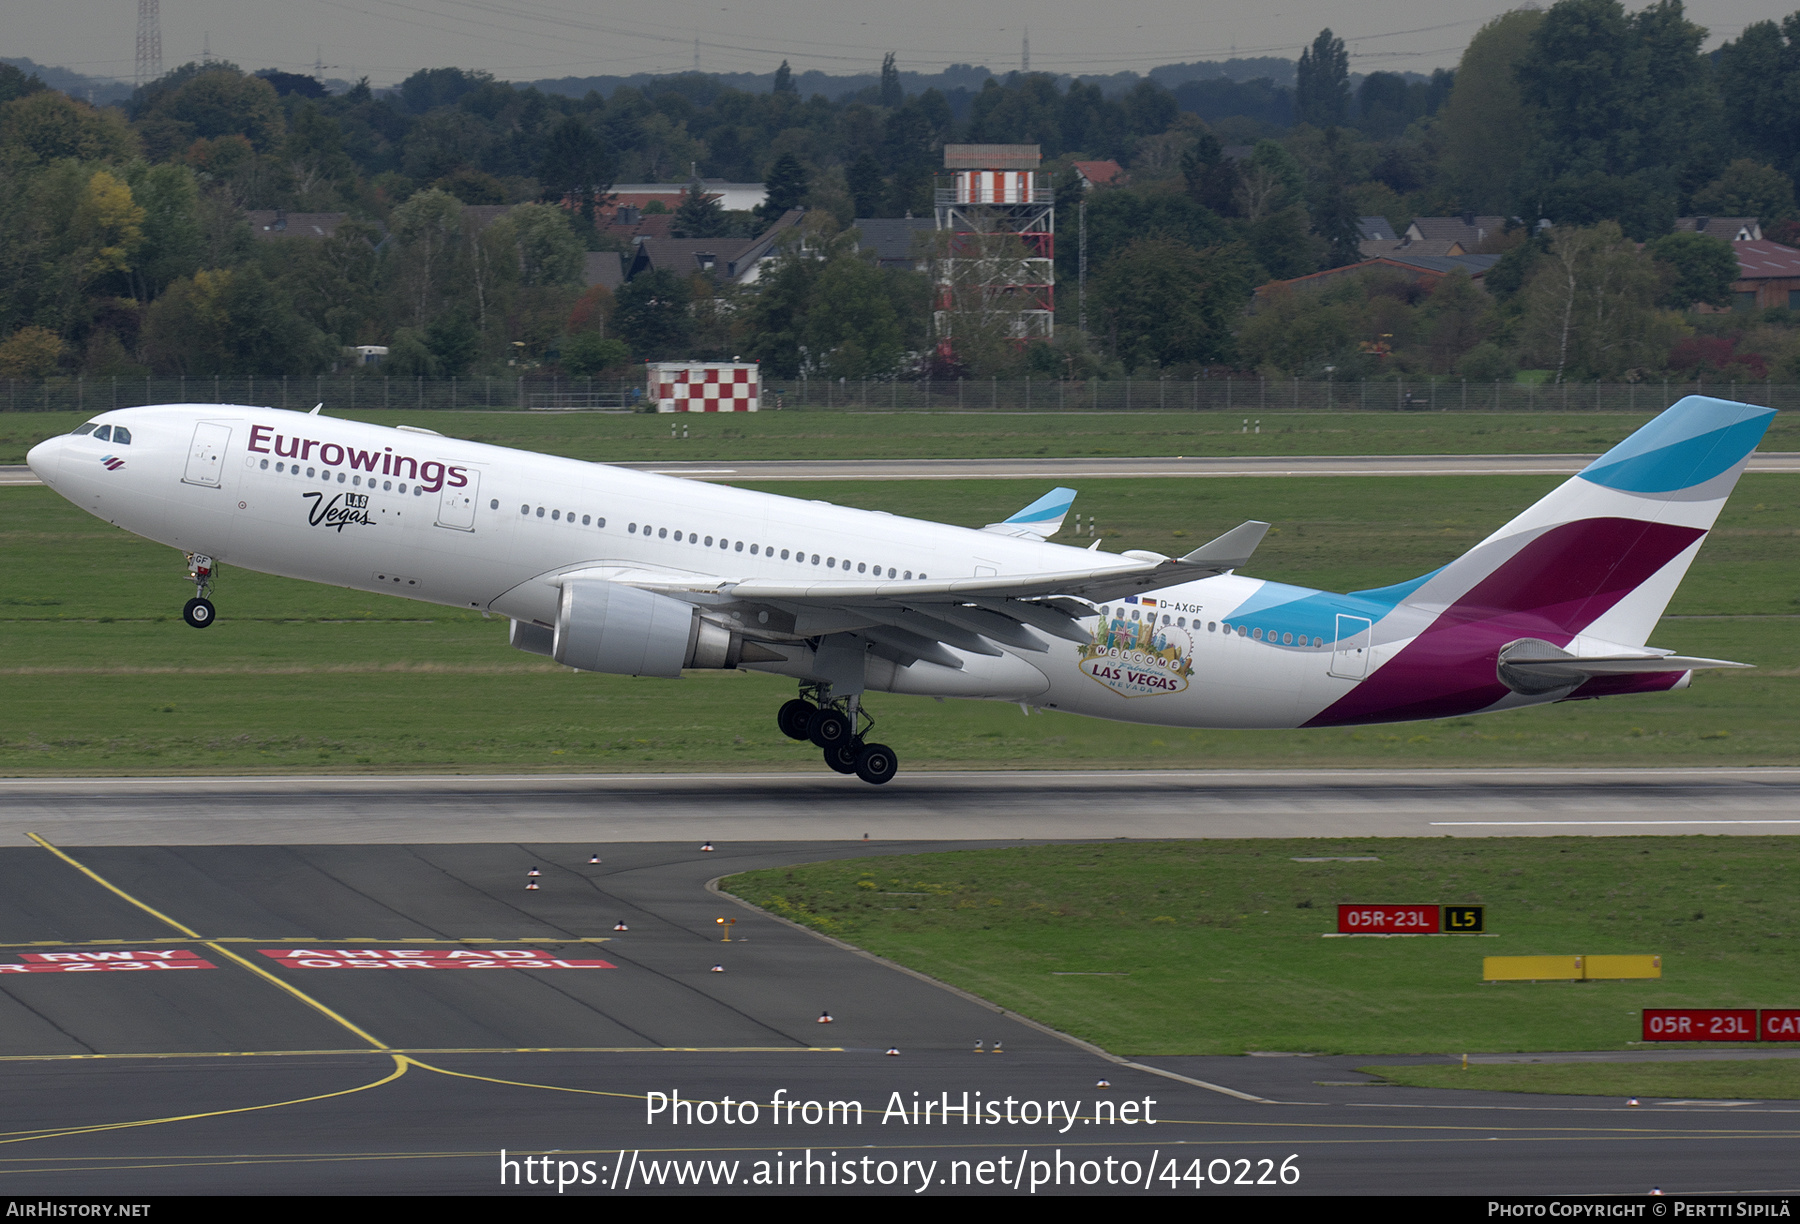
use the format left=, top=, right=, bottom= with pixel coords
left=302, top=490, right=375, bottom=532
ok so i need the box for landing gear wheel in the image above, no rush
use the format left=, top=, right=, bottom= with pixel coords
left=182, top=597, right=216, bottom=629
left=854, top=742, right=898, bottom=786
left=807, top=707, right=853, bottom=750
left=777, top=699, right=816, bottom=741
left=824, top=737, right=861, bottom=774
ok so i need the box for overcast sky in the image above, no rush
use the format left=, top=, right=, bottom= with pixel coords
left=5, top=0, right=1786, bottom=86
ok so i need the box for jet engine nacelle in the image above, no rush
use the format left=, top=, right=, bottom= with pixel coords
left=542, top=578, right=738, bottom=677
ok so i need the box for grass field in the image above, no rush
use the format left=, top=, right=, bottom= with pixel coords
left=3, top=470, right=1796, bottom=774
left=718, top=839, right=1800, bottom=1061
left=1359, top=1061, right=1800, bottom=1099
left=11, top=407, right=1800, bottom=466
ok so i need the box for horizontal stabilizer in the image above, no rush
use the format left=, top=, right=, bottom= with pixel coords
left=984, top=487, right=1077, bottom=538
left=1497, top=637, right=1749, bottom=695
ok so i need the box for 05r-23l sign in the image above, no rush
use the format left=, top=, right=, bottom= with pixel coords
left=1336, top=905, right=1486, bottom=934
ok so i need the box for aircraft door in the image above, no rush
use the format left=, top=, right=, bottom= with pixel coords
left=182, top=422, right=231, bottom=487
left=1329, top=614, right=1373, bottom=681
left=436, top=467, right=479, bottom=531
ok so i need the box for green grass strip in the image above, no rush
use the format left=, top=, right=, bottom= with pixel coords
left=721, top=839, right=1800, bottom=1056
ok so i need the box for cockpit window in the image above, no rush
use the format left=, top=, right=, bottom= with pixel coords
left=72, top=423, right=98, bottom=436
left=92, top=425, right=112, bottom=441
left=111, top=427, right=131, bottom=445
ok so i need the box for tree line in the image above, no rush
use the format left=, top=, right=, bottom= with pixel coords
left=4, top=0, right=1800, bottom=388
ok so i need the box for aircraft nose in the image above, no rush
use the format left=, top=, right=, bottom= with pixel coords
left=25, top=435, right=64, bottom=486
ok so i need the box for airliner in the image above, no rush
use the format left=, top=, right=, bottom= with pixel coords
left=26, top=395, right=1771, bottom=784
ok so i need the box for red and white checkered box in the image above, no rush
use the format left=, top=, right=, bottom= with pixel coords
left=647, top=362, right=760, bottom=412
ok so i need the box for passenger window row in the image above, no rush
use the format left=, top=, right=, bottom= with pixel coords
left=515, top=502, right=606, bottom=529
left=266, top=459, right=413, bottom=492
left=507, top=503, right=926, bottom=580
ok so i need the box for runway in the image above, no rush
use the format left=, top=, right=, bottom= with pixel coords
left=7, top=453, right=1800, bottom=487
left=5, top=768, right=1799, bottom=845
left=2, top=834, right=1796, bottom=1196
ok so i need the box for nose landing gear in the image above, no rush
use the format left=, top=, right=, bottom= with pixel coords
left=182, top=554, right=217, bottom=629
left=776, top=686, right=899, bottom=785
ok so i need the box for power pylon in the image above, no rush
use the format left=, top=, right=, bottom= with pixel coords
left=135, top=0, right=163, bottom=87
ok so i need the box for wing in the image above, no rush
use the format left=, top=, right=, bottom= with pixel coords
left=559, top=520, right=1269, bottom=671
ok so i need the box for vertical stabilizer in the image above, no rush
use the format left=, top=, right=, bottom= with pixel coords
left=1404, top=395, right=1774, bottom=645
left=1306, top=396, right=1774, bottom=726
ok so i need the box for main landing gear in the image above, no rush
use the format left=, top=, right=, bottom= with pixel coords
left=778, top=689, right=898, bottom=785
left=182, top=553, right=216, bottom=629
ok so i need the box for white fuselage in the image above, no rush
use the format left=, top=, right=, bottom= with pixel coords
left=27, top=404, right=1478, bottom=731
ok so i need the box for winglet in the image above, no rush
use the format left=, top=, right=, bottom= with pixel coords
left=1179, top=520, right=1270, bottom=572
left=984, top=487, right=1077, bottom=539
left=309, top=402, right=323, bottom=415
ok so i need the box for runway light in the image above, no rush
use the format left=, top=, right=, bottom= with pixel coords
left=991, top=1041, right=1003, bottom=1054
left=701, top=841, right=714, bottom=852
left=716, top=917, right=736, bottom=941
left=525, top=881, right=539, bottom=891
left=528, top=867, right=540, bottom=877
left=710, top=963, right=724, bottom=973
left=1096, top=1079, right=1110, bottom=1089
left=885, top=1047, right=900, bottom=1056
left=973, top=1040, right=984, bottom=1053
left=613, top=920, right=629, bottom=931
left=1628, top=1098, right=1640, bottom=1107
left=819, top=1011, right=833, bottom=1024
left=589, top=854, right=601, bottom=864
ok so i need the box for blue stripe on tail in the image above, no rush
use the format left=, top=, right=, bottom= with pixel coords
left=1579, top=396, right=1775, bottom=494
left=1005, top=486, right=1077, bottom=525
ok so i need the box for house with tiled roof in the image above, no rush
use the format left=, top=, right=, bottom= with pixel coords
left=1253, top=251, right=1502, bottom=307
left=583, top=251, right=624, bottom=292
left=624, top=209, right=805, bottom=286
left=1071, top=160, right=1127, bottom=189
left=1361, top=236, right=1470, bottom=259
left=1723, top=239, right=1800, bottom=310
left=1403, top=214, right=1508, bottom=250
left=853, top=216, right=936, bottom=270
left=1677, top=216, right=1762, bottom=242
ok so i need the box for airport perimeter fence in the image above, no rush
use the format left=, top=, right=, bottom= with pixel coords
left=4, top=373, right=1797, bottom=415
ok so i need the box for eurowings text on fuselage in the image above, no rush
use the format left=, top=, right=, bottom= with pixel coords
left=26, top=396, right=1772, bottom=783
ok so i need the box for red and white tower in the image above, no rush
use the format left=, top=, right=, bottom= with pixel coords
left=933, top=144, right=1054, bottom=360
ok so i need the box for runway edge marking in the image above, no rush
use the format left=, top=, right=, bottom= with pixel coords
left=704, top=873, right=1275, bottom=1104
